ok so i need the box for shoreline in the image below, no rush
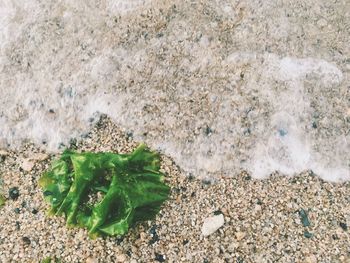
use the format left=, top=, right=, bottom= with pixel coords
left=0, top=118, right=349, bottom=262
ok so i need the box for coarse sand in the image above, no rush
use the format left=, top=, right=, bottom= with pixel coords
left=0, top=117, right=349, bottom=262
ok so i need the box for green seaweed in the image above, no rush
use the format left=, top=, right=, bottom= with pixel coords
left=303, top=231, right=313, bottom=238
left=41, top=257, right=61, bottom=263
left=39, top=144, right=170, bottom=238
left=0, top=194, right=5, bottom=207
left=298, top=208, right=310, bottom=227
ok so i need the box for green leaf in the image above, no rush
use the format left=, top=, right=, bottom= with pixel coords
left=39, top=144, right=170, bottom=238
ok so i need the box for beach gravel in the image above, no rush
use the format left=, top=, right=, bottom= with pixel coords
left=0, top=118, right=349, bottom=262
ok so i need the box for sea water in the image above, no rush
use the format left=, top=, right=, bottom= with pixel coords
left=0, top=0, right=349, bottom=181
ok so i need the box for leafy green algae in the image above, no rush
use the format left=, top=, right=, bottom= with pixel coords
left=39, top=144, right=170, bottom=238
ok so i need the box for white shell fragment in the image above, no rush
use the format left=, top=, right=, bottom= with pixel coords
left=201, top=214, right=225, bottom=236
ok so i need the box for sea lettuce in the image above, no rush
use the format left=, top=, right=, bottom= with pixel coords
left=39, top=144, right=170, bottom=238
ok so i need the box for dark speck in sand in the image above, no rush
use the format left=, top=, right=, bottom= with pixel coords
left=245, top=175, right=252, bottom=180
left=69, top=138, right=77, bottom=149
left=22, top=236, right=31, bottom=245
left=15, top=221, right=20, bottom=230
left=155, top=253, right=166, bottom=262
left=332, top=234, right=339, bottom=240
left=149, top=225, right=159, bottom=244
left=14, top=208, right=20, bottom=214
left=278, top=128, right=288, bottom=137
left=201, top=179, right=211, bottom=185
left=303, top=231, right=313, bottom=238
left=116, top=237, right=124, bottom=245
left=9, top=187, right=20, bottom=200
left=188, top=174, right=194, bottom=181
left=244, top=128, right=251, bottom=136
left=126, top=131, right=133, bottom=139
left=213, top=210, right=223, bottom=215
left=340, top=222, right=348, bottom=231
left=149, top=225, right=157, bottom=235
left=32, top=209, right=38, bottom=214
left=205, top=126, right=213, bottom=136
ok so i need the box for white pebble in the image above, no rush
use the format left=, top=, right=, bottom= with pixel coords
left=201, top=214, right=225, bottom=236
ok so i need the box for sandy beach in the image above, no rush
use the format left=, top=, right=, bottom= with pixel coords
left=0, top=117, right=349, bottom=262
left=0, top=0, right=349, bottom=262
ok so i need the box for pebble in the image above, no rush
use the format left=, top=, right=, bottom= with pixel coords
left=9, top=187, right=20, bottom=200
left=339, top=222, right=347, bottom=231
left=116, top=254, right=126, bottom=262
left=31, top=153, right=49, bottom=161
left=21, top=159, right=35, bottom=172
left=201, top=214, right=225, bottom=236
left=86, top=257, right=98, bottom=263
left=305, top=255, right=317, bottom=263
left=155, top=253, right=166, bottom=262
left=0, top=150, right=9, bottom=156
left=235, top=231, right=246, bottom=241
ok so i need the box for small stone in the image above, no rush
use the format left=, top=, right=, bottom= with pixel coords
left=32, top=208, right=38, bottom=214
left=116, top=254, right=126, bottom=262
left=15, top=221, right=21, bottom=230
left=31, top=153, right=49, bottom=161
left=155, top=253, right=166, bottom=262
left=201, top=214, right=225, bottom=236
left=339, top=222, right=348, bottom=231
left=305, top=255, right=317, bottom=263
left=9, top=187, right=20, bottom=200
left=21, top=159, right=35, bottom=172
left=86, top=257, right=98, bottom=263
left=235, top=231, right=246, bottom=241
left=0, top=150, right=9, bottom=156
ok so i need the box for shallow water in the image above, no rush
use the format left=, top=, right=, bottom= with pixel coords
left=0, top=0, right=349, bottom=181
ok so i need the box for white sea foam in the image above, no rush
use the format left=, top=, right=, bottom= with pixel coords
left=0, top=1, right=349, bottom=182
